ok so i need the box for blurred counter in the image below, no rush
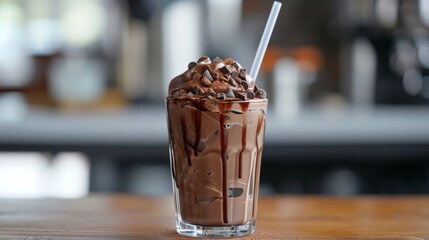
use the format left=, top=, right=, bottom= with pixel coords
left=1, top=195, right=429, bottom=239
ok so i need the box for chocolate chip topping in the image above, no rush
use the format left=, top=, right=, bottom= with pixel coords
left=168, top=56, right=267, bottom=100
left=198, top=56, right=210, bottom=63
left=188, top=61, right=197, bottom=70
left=254, top=84, right=260, bottom=92
left=225, top=87, right=235, bottom=98
left=208, top=88, right=216, bottom=96
left=241, top=80, right=249, bottom=90
left=228, top=78, right=237, bottom=87
left=201, top=76, right=211, bottom=87
left=212, top=56, right=223, bottom=63
left=255, top=89, right=267, bottom=98
left=236, top=92, right=247, bottom=100
left=239, top=69, right=247, bottom=80
left=211, top=72, right=219, bottom=80
left=173, top=91, right=181, bottom=98
left=220, top=65, right=234, bottom=74
left=232, top=61, right=242, bottom=70
left=247, top=90, right=255, bottom=99
left=193, top=85, right=205, bottom=95
left=203, top=70, right=214, bottom=81
left=216, top=93, right=226, bottom=100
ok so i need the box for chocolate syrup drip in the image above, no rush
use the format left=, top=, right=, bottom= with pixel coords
left=219, top=113, right=228, bottom=224
left=252, top=115, right=264, bottom=217
left=180, top=115, right=192, bottom=166
left=219, top=103, right=232, bottom=224
left=238, top=117, right=246, bottom=179
left=239, top=102, right=250, bottom=113
left=193, top=109, right=201, bottom=157
left=238, top=102, right=249, bottom=179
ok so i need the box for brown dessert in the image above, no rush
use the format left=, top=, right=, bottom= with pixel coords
left=166, top=56, right=267, bottom=226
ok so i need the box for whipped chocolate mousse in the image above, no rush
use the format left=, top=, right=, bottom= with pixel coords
left=168, top=56, right=267, bottom=101
left=166, top=56, right=267, bottom=226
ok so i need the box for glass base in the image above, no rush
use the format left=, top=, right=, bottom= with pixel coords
left=176, top=218, right=256, bottom=238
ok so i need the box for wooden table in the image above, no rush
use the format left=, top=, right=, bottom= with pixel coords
left=1, top=195, right=428, bottom=239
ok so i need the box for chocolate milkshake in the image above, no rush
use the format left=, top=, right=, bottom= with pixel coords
left=166, top=56, right=267, bottom=237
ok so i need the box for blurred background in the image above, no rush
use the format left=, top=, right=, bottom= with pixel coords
left=1, top=0, right=429, bottom=198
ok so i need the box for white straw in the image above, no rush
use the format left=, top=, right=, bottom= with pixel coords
left=249, top=1, right=282, bottom=82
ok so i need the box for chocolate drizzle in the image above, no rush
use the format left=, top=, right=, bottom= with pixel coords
left=219, top=103, right=232, bottom=224
left=180, top=115, right=192, bottom=166
left=238, top=102, right=249, bottom=179
left=219, top=113, right=228, bottom=224
left=193, top=109, right=201, bottom=157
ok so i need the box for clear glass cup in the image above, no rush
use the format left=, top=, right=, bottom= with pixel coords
left=166, top=98, right=268, bottom=238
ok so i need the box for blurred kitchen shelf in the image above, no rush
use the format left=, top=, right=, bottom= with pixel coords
left=268, top=106, right=429, bottom=144
left=0, top=105, right=429, bottom=161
